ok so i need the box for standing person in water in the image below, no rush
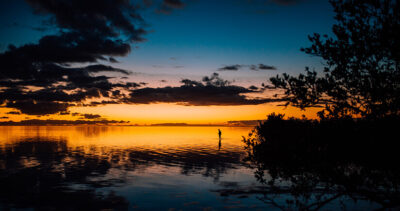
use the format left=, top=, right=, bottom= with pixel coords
left=218, top=129, right=222, bottom=150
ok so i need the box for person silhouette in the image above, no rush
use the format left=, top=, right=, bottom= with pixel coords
left=218, top=129, right=222, bottom=150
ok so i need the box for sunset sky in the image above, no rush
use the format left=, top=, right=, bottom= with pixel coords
left=0, top=0, right=334, bottom=124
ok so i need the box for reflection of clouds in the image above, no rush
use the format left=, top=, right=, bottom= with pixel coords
left=0, top=133, right=246, bottom=180
left=75, top=126, right=110, bottom=138
left=75, top=142, right=245, bottom=181
left=0, top=138, right=129, bottom=210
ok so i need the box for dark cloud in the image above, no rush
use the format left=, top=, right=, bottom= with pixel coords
left=0, top=75, right=146, bottom=114
left=250, top=64, right=277, bottom=71
left=5, top=101, right=71, bottom=115
left=0, top=116, right=9, bottom=119
left=218, top=65, right=242, bottom=71
left=248, top=85, right=259, bottom=90
left=163, top=0, right=185, bottom=8
left=156, top=0, right=185, bottom=14
left=88, top=100, right=120, bottom=106
left=6, top=111, right=21, bottom=115
left=84, top=64, right=129, bottom=74
left=2, top=32, right=133, bottom=65
left=108, top=57, right=119, bottom=63
left=258, top=64, right=277, bottom=70
left=25, top=0, right=145, bottom=41
left=126, top=73, right=283, bottom=106
left=59, top=111, right=70, bottom=115
left=218, top=64, right=276, bottom=71
left=0, top=0, right=147, bottom=115
left=81, top=113, right=102, bottom=119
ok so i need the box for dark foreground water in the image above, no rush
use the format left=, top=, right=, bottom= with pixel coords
left=0, top=126, right=385, bottom=210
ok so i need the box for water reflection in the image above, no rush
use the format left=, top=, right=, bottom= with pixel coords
left=0, top=126, right=267, bottom=210
left=2, top=125, right=398, bottom=210
left=0, top=138, right=128, bottom=210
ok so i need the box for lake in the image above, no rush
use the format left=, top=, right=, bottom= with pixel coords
left=0, top=126, right=389, bottom=210
left=0, top=126, right=270, bottom=210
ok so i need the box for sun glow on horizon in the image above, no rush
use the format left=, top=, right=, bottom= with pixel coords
left=0, top=103, right=321, bottom=125
left=31, top=103, right=321, bottom=124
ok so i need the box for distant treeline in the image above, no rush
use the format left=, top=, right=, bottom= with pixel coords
left=0, top=119, right=129, bottom=126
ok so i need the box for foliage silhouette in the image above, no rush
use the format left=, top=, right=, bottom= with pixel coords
left=270, top=0, right=400, bottom=119
left=241, top=113, right=400, bottom=210
left=258, top=1, right=400, bottom=207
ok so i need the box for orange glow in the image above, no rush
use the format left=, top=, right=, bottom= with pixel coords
left=71, top=103, right=321, bottom=124
left=0, top=126, right=251, bottom=151
left=0, top=125, right=255, bottom=178
left=0, top=103, right=321, bottom=124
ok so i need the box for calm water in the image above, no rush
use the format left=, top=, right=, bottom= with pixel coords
left=0, top=126, right=388, bottom=210
left=0, top=126, right=269, bottom=210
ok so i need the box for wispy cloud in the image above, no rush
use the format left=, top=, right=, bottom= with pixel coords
left=218, top=64, right=277, bottom=71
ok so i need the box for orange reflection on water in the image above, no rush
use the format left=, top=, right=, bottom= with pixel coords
left=0, top=125, right=254, bottom=178
left=0, top=125, right=263, bottom=210
left=0, top=126, right=251, bottom=150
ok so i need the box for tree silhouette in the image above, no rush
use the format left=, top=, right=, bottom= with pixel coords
left=240, top=113, right=400, bottom=210
left=271, top=0, right=400, bottom=119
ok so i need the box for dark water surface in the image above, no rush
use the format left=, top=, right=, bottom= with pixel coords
left=0, top=126, right=269, bottom=210
left=0, top=126, right=388, bottom=210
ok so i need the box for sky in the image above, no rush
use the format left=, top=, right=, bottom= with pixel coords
left=0, top=0, right=335, bottom=125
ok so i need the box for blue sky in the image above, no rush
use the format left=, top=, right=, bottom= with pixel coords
left=125, top=0, right=335, bottom=81
left=0, top=0, right=335, bottom=85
